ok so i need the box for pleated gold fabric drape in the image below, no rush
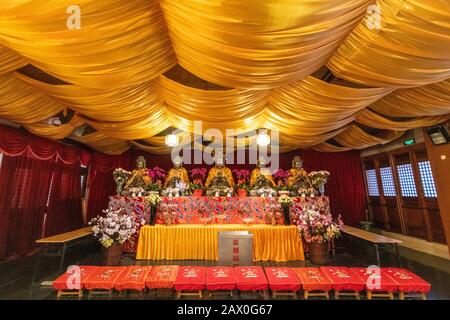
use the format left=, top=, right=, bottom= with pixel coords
left=327, top=0, right=450, bottom=88
left=136, top=224, right=304, bottom=261
left=0, top=0, right=449, bottom=154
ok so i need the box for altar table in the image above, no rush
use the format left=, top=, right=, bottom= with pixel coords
left=136, top=224, right=304, bottom=261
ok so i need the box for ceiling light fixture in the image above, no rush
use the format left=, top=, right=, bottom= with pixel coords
left=256, top=130, right=270, bottom=147
left=165, top=133, right=178, bottom=147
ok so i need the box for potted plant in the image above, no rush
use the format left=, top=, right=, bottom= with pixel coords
left=278, top=195, right=293, bottom=225
left=296, top=209, right=343, bottom=265
left=190, top=183, right=204, bottom=196
left=233, top=169, right=250, bottom=196
left=308, top=170, right=330, bottom=196
left=89, top=208, right=143, bottom=265
left=235, top=183, right=249, bottom=197
left=145, top=193, right=162, bottom=225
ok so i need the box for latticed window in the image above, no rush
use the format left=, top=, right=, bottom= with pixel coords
left=418, top=161, right=437, bottom=197
left=380, top=167, right=396, bottom=196
left=397, top=164, right=417, bottom=197
left=365, top=169, right=379, bottom=196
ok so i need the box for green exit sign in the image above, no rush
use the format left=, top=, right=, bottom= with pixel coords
left=404, top=138, right=415, bottom=145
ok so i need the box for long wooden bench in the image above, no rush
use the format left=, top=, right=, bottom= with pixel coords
left=341, top=225, right=402, bottom=266
left=32, top=226, right=94, bottom=285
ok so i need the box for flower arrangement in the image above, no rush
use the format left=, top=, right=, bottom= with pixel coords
left=308, top=170, right=330, bottom=189
left=149, top=166, right=166, bottom=180
left=278, top=195, right=293, bottom=207
left=146, top=193, right=162, bottom=206
left=233, top=169, right=250, bottom=185
left=113, top=168, right=130, bottom=181
left=89, top=208, right=144, bottom=248
left=296, top=209, right=343, bottom=243
left=191, top=168, right=207, bottom=184
left=274, top=169, right=290, bottom=186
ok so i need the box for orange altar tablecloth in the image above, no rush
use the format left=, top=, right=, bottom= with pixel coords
left=136, top=224, right=304, bottom=261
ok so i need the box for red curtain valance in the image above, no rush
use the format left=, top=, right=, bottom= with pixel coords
left=0, top=124, right=90, bottom=165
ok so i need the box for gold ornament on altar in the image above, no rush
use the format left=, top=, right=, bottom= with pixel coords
left=249, top=157, right=276, bottom=196
left=286, top=156, right=313, bottom=196
left=205, top=154, right=234, bottom=196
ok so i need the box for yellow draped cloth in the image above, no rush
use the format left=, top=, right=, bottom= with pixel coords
left=136, top=224, right=304, bottom=262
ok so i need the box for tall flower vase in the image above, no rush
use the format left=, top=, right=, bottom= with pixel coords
left=319, top=183, right=325, bottom=196
left=308, top=241, right=328, bottom=265
left=283, top=205, right=291, bottom=225
left=102, top=242, right=123, bottom=265
left=149, top=206, right=157, bottom=225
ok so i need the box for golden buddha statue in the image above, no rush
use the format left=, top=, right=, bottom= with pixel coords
left=205, top=155, right=234, bottom=196
left=286, top=156, right=313, bottom=195
left=123, top=156, right=152, bottom=193
left=162, top=156, right=189, bottom=195
left=249, top=157, right=276, bottom=194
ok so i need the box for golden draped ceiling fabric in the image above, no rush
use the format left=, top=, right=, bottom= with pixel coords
left=0, top=0, right=449, bottom=155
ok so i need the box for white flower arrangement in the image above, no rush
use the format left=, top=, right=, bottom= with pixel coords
left=88, top=208, right=144, bottom=248
left=308, top=170, right=330, bottom=189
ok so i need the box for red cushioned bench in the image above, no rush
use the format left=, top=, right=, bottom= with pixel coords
left=174, top=266, right=207, bottom=299
left=53, top=265, right=98, bottom=299
left=114, top=266, right=152, bottom=295
left=320, top=266, right=365, bottom=299
left=83, top=266, right=126, bottom=297
left=294, top=267, right=333, bottom=299
left=264, top=267, right=301, bottom=298
left=234, top=266, right=269, bottom=299
left=206, top=266, right=236, bottom=298
left=383, top=268, right=431, bottom=300
left=145, top=265, right=179, bottom=297
left=351, top=267, right=398, bottom=300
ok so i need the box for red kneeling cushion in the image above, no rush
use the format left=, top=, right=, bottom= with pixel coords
left=174, top=266, right=207, bottom=291
left=206, top=267, right=237, bottom=291
left=294, top=268, right=333, bottom=292
left=114, top=266, right=152, bottom=291
left=383, top=268, right=431, bottom=293
left=145, top=265, right=179, bottom=289
left=53, top=266, right=99, bottom=290
left=350, top=267, right=398, bottom=292
left=320, top=266, right=365, bottom=292
left=265, top=267, right=301, bottom=292
left=234, top=266, right=268, bottom=291
left=83, top=266, right=126, bottom=290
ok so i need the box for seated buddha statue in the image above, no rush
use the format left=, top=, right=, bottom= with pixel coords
left=162, top=156, right=189, bottom=196
left=249, top=157, right=276, bottom=196
left=205, top=155, right=234, bottom=196
left=286, top=156, right=313, bottom=196
left=122, top=156, right=152, bottom=195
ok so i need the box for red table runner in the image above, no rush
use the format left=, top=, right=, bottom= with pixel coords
left=114, top=266, right=152, bottom=291
left=320, top=267, right=365, bottom=292
left=264, top=267, right=301, bottom=292
left=294, top=268, right=333, bottom=291
left=145, top=265, right=179, bottom=289
left=351, top=267, right=398, bottom=292
left=206, top=267, right=237, bottom=291
left=234, top=266, right=268, bottom=291
left=174, top=266, right=207, bottom=291
left=383, top=268, right=431, bottom=293
left=83, top=267, right=126, bottom=290
left=53, top=266, right=99, bottom=290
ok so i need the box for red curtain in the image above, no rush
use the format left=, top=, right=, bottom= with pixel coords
left=45, top=159, right=83, bottom=236
left=0, top=152, right=55, bottom=259
left=86, top=151, right=133, bottom=221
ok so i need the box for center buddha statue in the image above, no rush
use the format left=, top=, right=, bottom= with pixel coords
left=205, top=155, right=234, bottom=196
left=122, top=156, right=152, bottom=195
left=249, top=157, right=276, bottom=196
left=286, top=156, right=313, bottom=196
left=162, top=156, right=190, bottom=196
